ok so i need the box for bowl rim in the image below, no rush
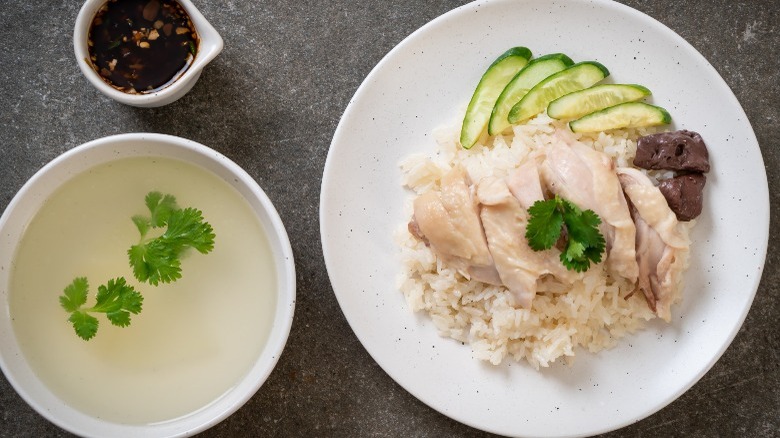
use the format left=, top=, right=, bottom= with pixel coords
left=0, top=133, right=296, bottom=437
left=73, top=0, right=224, bottom=106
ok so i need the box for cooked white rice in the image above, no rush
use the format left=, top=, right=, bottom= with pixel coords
left=397, top=113, right=691, bottom=369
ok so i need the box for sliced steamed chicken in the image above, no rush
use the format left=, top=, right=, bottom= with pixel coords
left=617, top=168, right=689, bottom=321
left=476, top=164, right=576, bottom=308
left=540, top=130, right=639, bottom=283
left=408, top=167, right=502, bottom=285
left=506, top=153, right=546, bottom=210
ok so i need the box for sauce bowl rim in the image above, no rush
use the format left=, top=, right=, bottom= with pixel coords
left=73, top=0, right=224, bottom=107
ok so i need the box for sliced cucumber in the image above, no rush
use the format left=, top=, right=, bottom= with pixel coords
left=547, top=84, right=651, bottom=120
left=569, top=102, right=671, bottom=133
left=488, top=53, right=574, bottom=135
left=508, top=61, right=609, bottom=124
left=460, top=47, right=532, bottom=149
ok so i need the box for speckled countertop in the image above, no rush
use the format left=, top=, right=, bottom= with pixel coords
left=0, top=1, right=778, bottom=437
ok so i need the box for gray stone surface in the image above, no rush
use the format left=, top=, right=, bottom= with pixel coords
left=0, top=0, right=777, bottom=437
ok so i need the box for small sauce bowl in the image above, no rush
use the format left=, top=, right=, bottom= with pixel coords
left=74, top=0, right=223, bottom=107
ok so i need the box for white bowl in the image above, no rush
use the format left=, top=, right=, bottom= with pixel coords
left=74, top=0, right=224, bottom=107
left=0, top=133, right=296, bottom=437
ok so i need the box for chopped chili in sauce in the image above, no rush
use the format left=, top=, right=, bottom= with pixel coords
left=88, top=0, right=199, bottom=94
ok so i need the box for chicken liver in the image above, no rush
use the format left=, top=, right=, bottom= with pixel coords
left=658, top=173, right=706, bottom=221
left=634, top=130, right=710, bottom=172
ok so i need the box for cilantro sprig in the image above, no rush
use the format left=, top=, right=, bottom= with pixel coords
left=59, top=277, right=143, bottom=341
left=129, top=192, right=215, bottom=286
left=525, top=196, right=606, bottom=272
left=58, top=192, right=215, bottom=340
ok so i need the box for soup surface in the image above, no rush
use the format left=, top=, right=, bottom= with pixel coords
left=10, top=156, right=276, bottom=424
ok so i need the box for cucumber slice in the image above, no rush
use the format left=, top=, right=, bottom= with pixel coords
left=569, top=102, right=671, bottom=133
left=548, top=84, right=651, bottom=119
left=460, top=47, right=532, bottom=149
left=488, top=53, right=574, bottom=135
left=508, top=61, right=610, bottom=124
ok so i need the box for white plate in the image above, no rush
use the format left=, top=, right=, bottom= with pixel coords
left=320, top=0, right=768, bottom=436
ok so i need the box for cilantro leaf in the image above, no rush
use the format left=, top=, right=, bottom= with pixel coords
left=58, top=277, right=143, bottom=340
left=59, top=276, right=89, bottom=312
left=68, top=311, right=99, bottom=341
left=560, top=240, right=591, bottom=273
left=132, top=215, right=151, bottom=237
left=163, top=208, right=215, bottom=254
left=561, top=205, right=605, bottom=271
left=525, top=198, right=564, bottom=251
left=564, top=239, right=586, bottom=259
left=129, top=240, right=182, bottom=286
left=128, top=244, right=150, bottom=281
left=145, top=191, right=178, bottom=229
left=133, top=191, right=176, bottom=236
left=91, top=277, right=143, bottom=327
left=525, top=196, right=605, bottom=272
left=129, top=194, right=215, bottom=285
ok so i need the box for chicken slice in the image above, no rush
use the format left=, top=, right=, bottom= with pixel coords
left=476, top=174, right=576, bottom=308
left=540, top=130, right=639, bottom=283
left=409, top=167, right=501, bottom=285
left=617, top=168, right=688, bottom=321
left=507, top=158, right=575, bottom=284
left=506, top=154, right=545, bottom=210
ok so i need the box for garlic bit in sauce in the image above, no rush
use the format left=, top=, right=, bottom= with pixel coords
left=88, top=0, right=199, bottom=94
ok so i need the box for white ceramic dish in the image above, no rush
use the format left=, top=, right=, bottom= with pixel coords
left=74, top=0, right=223, bottom=107
left=0, top=133, right=295, bottom=437
left=320, top=0, right=768, bottom=437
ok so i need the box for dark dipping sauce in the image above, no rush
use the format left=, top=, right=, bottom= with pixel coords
left=88, top=0, right=198, bottom=94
